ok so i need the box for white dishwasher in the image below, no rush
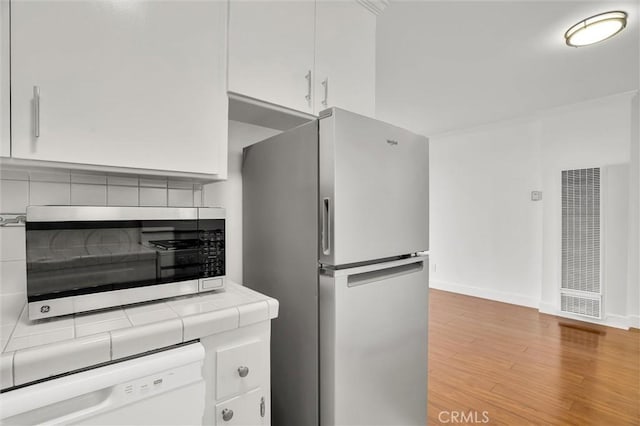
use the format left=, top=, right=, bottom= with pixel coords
left=0, top=342, right=206, bottom=426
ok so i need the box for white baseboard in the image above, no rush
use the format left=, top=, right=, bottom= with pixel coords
left=429, top=279, right=539, bottom=309
left=629, top=314, right=640, bottom=329
left=431, top=280, right=635, bottom=330
left=526, top=299, right=630, bottom=330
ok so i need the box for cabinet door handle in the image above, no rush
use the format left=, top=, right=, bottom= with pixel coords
left=260, top=396, right=265, bottom=417
left=222, top=408, right=234, bottom=422
left=237, top=366, right=249, bottom=377
left=33, top=86, right=40, bottom=138
left=321, top=78, right=329, bottom=108
left=305, top=70, right=312, bottom=104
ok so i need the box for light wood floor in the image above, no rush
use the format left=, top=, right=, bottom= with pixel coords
left=428, top=289, right=640, bottom=425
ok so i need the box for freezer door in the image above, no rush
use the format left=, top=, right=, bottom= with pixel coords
left=319, top=108, right=429, bottom=266
left=319, top=255, right=428, bottom=426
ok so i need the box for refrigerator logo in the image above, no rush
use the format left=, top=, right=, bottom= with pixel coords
left=386, top=139, right=399, bottom=146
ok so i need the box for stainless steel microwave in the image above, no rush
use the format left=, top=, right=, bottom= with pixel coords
left=26, top=206, right=226, bottom=320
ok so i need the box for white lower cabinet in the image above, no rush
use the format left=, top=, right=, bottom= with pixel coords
left=216, top=388, right=265, bottom=426
left=201, top=321, right=271, bottom=426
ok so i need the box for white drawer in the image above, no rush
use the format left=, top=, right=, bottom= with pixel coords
left=215, top=388, right=265, bottom=426
left=216, top=340, right=263, bottom=400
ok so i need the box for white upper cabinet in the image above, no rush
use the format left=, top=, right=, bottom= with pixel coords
left=1, top=0, right=9, bottom=157
left=228, top=0, right=378, bottom=117
left=314, top=0, right=376, bottom=117
left=10, top=0, right=228, bottom=177
left=228, top=0, right=316, bottom=114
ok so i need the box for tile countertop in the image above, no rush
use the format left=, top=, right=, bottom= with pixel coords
left=0, top=282, right=278, bottom=390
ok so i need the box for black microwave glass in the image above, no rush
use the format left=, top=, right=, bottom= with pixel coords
left=26, top=217, right=225, bottom=302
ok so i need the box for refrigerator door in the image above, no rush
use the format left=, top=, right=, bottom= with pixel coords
left=319, top=108, right=429, bottom=267
left=243, top=121, right=320, bottom=426
left=319, top=255, right=428, bottom=426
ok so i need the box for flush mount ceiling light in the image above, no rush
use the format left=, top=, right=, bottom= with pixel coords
left=565, top=11, right=628, bottom=47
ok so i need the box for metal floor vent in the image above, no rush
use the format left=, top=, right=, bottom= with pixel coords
left=561, top=293, right=601, bottom=319
left=561, top=168, right=602, bottom=319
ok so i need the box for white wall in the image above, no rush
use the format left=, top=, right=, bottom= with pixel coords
left=629, top=94, right=640, bottom=327
left=603, top=165, right=629, bottom=319
left=430, top=92, right=636, bottom=328
left=429, top=119, right=543, bottom=308
left=203, top=120, right=280, bottom=284
left=538, top=93, right=633, bottom=329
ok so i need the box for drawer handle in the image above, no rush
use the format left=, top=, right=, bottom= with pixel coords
left=237, top=366, right=249, bottom=377
left=222, top=408, right=234, bottom=422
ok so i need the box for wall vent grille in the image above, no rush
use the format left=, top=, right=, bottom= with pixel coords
left=561, top=168, right=602, bottom=319
left=561, top=293, right=601, bottom=319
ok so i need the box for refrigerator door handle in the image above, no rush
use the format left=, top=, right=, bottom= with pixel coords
left=322, top=197, right=331, bottom=255
left=321, top=255, right=428, bottom=284
left=346, top=259, right=424, bottom=288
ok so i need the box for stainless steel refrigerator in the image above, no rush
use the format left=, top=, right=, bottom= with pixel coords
left=243, top=108, right=429, bottom=426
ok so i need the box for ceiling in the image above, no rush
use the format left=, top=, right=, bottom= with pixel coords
left=375, top=0, right=640, bottom=137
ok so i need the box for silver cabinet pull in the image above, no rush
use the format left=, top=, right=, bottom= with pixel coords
left=322, top=197, right=331, bottom=255
left=237, top=366, right=249, bottom=377
left=33, top=86, right=40, bottom=138
left=222, top=408, right=234, bottom=422
left=260, top=397, right=265, bottom=417
left=305, top=70, right=312, bottom=104
left=321, top=78, right=329, bottom=107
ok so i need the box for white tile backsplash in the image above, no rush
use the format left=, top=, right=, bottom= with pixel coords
left=194, top=186, right=203, bottom=207
left=168, top=188, right=193, bottom=206
left=0, top=180, right=29, bottom=213
left=0, top=352, right=14, bottom=389
left=168, top=180, right=194, bottom=190
left=139, top=177, right=168, bottom=188
left=29, top=170, right=70, bottom=183
left=107, top=176, right=138, bottom=187
left=0, top=168, right=202, bottom=300
left=139, top=187, right=167, bottom=206
left=71, top=183, right=107, bottom=206
left=71, top=173, right=107, bottom=185
left=0, top=260, right=27, bottom=294
left=29, top=181, right=71, bottom=206
left=0, top=227, right=26, bottom=262
left=107, top=185, right=139, bottom=206
left=0, top=170, right=29, bottom=181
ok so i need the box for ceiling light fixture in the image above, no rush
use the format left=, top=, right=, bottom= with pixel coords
left=565, top=11, right=628, bottom=47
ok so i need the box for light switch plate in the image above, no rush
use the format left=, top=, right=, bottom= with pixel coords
left=531, top=191, right=543, bottom=201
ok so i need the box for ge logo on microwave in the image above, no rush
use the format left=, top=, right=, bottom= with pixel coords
left=40, top=305, right=50, bottom=313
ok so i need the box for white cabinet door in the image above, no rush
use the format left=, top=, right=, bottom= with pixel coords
left=216, top=340, right=264, bottom=400
left=201, top=322, right=272, bottom=426
left=10, top=0, right=228, bottom=176
left=215, top=388, right=265, bottom=426
left=228, top=0, right=315, bottom=114
left=314, top=1, right=376, bottom=117
left=0, top=0, right=9, bottom=157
